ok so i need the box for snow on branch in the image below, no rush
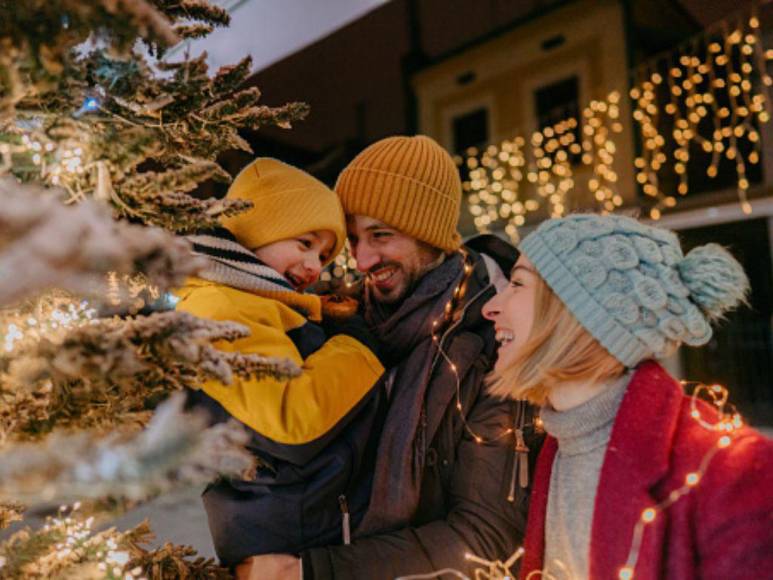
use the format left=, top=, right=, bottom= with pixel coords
left=0, top=179, right=203, bottom=307
left=0, top=392, right=255, bottom=505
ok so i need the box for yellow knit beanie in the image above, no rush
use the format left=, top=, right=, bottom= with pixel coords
left=220, top=158, right=345, bottom=265
left=335, top=135, right=462, bottom=252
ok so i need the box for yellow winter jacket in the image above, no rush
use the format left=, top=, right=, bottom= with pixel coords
left=175, top=277, right=384, bottom=445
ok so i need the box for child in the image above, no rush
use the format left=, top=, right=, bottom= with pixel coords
left=176, top=158, right=385, bottom=568
left=482, top=213, right=773, bottom=578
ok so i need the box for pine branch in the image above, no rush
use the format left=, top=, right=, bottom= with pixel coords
left=126, top=536, right=232, bottom=579
left=0, top=179, right=204, bottom=307
left=0, top=392, right=256, bottom=505
left=212, top=57, right=254, bottom=97
left=0, top=512, right=230, bottom=579
left=173, top=23, right=214, bottom=40
left=1, top=0, right=309, bottom=232
left=0, top=501, right=24, bottom=530
left=152, top=0, right=231, bottom=28
left=2, top=311, right=301, bottom=439
left=244, top=102, right=311, bottom=130
left=0, top=0, right=178, bottom=78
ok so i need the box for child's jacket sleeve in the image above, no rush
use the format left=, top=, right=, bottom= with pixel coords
left=176, top=282, right=384, bottom=461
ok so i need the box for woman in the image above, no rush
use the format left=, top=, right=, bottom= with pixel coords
left=482, top=213, right=773, bottom=579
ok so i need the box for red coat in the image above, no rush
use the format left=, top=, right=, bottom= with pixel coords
left=521, top=360, right=773, bottom=579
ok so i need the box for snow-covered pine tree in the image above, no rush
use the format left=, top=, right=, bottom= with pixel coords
left=0, top=1, right=307, bottom=576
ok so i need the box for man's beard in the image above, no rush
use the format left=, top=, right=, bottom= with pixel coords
left=366, top=253, right=446, bottom=309
left=366, top=262, right=416, bottom=308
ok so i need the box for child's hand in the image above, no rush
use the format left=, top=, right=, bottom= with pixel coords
left=320, top=294, right=359, bottom=320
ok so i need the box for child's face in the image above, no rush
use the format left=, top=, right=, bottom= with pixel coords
left=253, top=230, right=337, bottom=291
left=482, top=255, right=539, bottom=373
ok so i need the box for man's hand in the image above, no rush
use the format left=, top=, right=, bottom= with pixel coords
left=235, top=554, right=301, bottom=580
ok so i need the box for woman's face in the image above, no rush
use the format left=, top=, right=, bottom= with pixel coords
left=482, top=255, right=539, bottom=372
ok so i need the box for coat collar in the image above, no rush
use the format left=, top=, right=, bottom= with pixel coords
left=520, top=360, right=684, bottom=578
left=179, top=277, right=322, bottom=321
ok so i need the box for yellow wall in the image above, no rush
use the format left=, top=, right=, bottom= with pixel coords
left=413, top=0, right=636, bottom=233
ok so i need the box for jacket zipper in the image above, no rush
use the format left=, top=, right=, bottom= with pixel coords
left=338, top=494, right=351, bottom=545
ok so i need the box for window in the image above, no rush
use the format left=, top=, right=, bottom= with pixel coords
left=451, top=107, right=489, bottom=155
left=534, top=75, right=580, bottom=129
left=534, top=76, right=581, bottom=161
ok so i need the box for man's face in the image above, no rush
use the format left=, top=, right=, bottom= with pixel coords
left=347, top=215, right=442, bottom=304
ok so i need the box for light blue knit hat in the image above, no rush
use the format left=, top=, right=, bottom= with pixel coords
left=519, top=214, right=750, bottom=367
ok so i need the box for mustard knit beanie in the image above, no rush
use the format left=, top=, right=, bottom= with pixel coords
left=220, top=158, right=345, bottom=265
left=335, top=135, right=462, bottom=252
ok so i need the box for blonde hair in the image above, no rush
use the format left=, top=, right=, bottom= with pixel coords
left=488, top=275, right=625, bottom=405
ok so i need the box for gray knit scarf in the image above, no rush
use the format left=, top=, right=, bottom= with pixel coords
left=356, top=253, right=465, bottom=535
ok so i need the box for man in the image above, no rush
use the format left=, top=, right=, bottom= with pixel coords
left=242, top=135, right=539, bottom=579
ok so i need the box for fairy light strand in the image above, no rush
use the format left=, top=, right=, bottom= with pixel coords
left=429, top=250, right=516, bottom=446
left=404, top=378, right=747, bottom=580
left=460, top=8, right=773, bottom=230
left=395, top=547, right=525, bottom=580
left=617, top=381, right=745, bottom=579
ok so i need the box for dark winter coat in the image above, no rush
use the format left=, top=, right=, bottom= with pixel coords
left=521, top=360, right=773, bottom=579
left=176, top=278, right=386, bottom=567
left=301, top=236, right=542, bottom=580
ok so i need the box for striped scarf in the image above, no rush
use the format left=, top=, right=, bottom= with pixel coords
left=186, top=228, right=322, bottom=320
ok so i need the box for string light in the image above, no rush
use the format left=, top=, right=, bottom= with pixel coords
left=614, top=381, right=746, bottom=579
left=429, top=250, right=516, bottom=447
left=1, top=130, right=91, bottom=201
left=1, top=298, right=97, bottom=353
left=0, top=272, right=159, bottom=353
left=395, top=547, right=525, bottom=580
left=459, top=8, right=771, bottom=229
left=22, top=503, right=146, bottom=579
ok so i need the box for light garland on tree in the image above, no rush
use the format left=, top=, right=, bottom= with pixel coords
left=0, top=271, right=163, bottom=355
left=0, top=503, right=142, bottom=579
left=459, top=6, right=773, bottom=233
left=1, top=297, right=97, bottom=354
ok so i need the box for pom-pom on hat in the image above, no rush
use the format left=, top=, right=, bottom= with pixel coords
left=519, top=214, right=749, bottom=367
left=220, top=158, right=345, bottom=266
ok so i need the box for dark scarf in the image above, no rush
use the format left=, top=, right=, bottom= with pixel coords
left=357, top=253, right=465, bottom=535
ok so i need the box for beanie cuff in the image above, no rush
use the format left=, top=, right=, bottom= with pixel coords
left=521, top=233, right=649, bottom=367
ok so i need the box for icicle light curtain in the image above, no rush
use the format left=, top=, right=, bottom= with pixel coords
left=461, top=3, right=773, bottom=241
